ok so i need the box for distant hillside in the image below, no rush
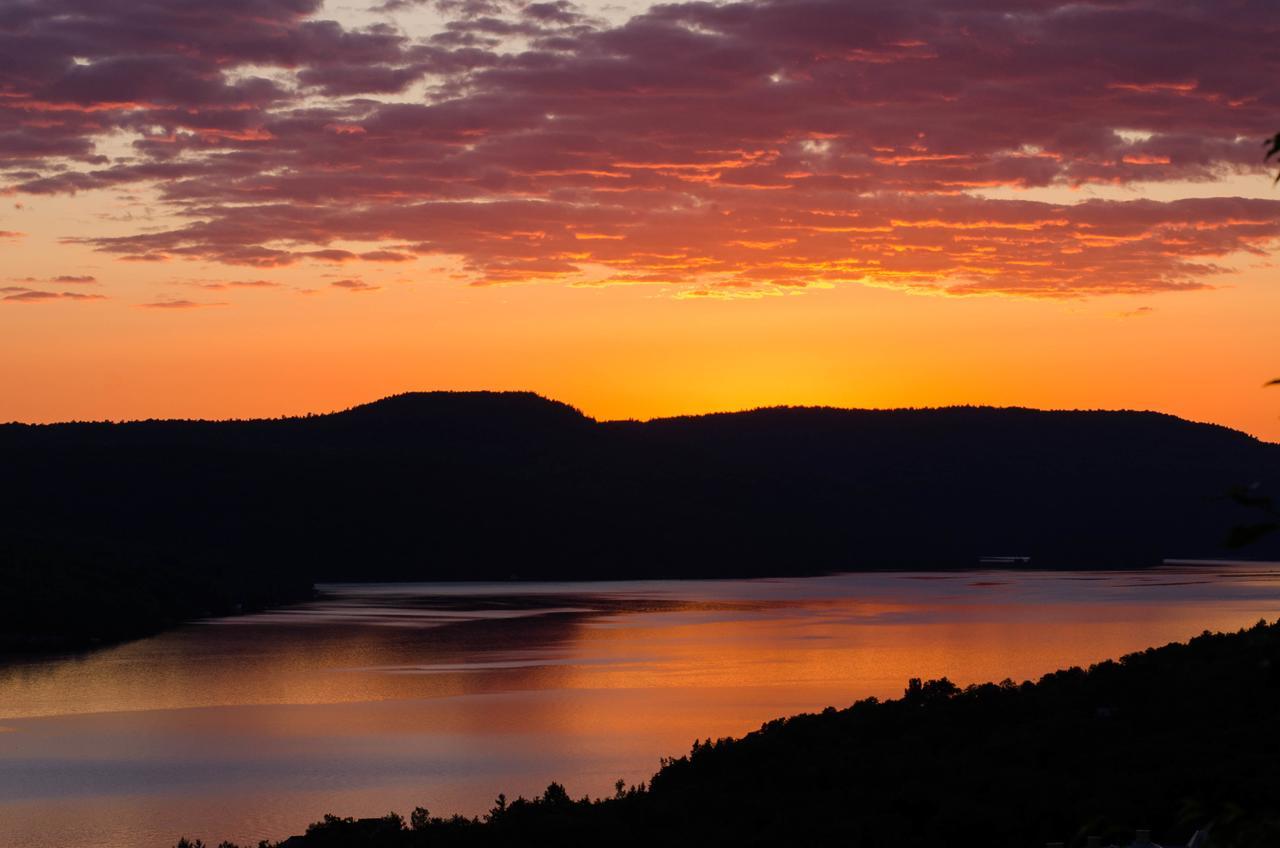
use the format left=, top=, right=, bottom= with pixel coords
left=3, top=392, right=1279, bottom=649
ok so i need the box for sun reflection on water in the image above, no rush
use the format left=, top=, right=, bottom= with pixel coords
left=2, top=566, right=1279, bottom=848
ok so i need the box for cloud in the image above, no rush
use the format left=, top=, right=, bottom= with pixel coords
left=138, top=299, right=227, bottom=309
left=359, top=250, right=415, bottom=262
left=305, top=249, right=360, bottom=263
left=1113, top=306, right=1156, bottom=319
left=330, top=278, right=380, bottom=291
left=2, top=288, right=105, bottom=302
left=2, top=0, right=1277, bottom=298
left=6, top=274, right=97, bottom=285
left=192, top=279, right=282, bottom=290
left=118, top=253, right=171, bottom=262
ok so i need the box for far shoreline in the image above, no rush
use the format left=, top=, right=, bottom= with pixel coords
left=10, top=558, right=1280, bottom=667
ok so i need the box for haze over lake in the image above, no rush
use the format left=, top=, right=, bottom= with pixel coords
left=3, top=566, right=1279, bottom=848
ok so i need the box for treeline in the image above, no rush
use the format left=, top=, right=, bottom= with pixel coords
left=0, top=533, right=310, bottom=653
left=4, top=391, right=1280, bottom=651
left=179, top=619, right=1280, bottom=847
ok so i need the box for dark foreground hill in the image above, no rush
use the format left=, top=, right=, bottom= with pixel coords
left=3, top=392, right=1279, bottom=649
left=180, top=618, right=1280, bottom=848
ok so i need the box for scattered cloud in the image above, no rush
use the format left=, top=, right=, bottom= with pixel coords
left=2, top=0, right=1276, bottom=298
left=138, top=299, right=227, bottom=309
left=2, top=288, right=105, bottom=303
left=359, top=250, right=415, bottom=263
left=330, top=278, right=380, bottom=292
left=5, top=274, right=97, bottom=285
left=191, top=279, right=282, bottom=290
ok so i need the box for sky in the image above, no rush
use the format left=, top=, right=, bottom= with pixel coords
left=1, top=0, right=1279, bottom=438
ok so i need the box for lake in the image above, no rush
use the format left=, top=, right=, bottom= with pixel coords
left=3, top=566, right=1279, bottom=848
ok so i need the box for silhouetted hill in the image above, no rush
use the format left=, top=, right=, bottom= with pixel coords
left=181, top=618, right=1280, bottom=848
left=3, top=393, right=1279, bottom=649
left=334, top=391, right=591, bottom=432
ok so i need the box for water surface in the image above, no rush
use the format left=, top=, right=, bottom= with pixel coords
left=2, top=567, right=1279, bottom=848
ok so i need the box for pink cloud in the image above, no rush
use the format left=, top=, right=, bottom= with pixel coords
left=2, top=0, right=1277, bottom=298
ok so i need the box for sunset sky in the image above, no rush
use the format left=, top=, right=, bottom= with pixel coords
left=2, top=0, right=1278, bottom=438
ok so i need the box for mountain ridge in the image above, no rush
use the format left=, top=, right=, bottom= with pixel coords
left=3, top=391, right=1272, bottom=450
left=4, top=392, right=1279, bottom=652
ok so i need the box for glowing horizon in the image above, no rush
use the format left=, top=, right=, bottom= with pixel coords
left=1, top=0, right=1278, bottom=438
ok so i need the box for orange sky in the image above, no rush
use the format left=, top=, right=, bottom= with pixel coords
left=4, top=239, right=1277, bottom=439
left=1, top=0, right=1277, bottom=439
